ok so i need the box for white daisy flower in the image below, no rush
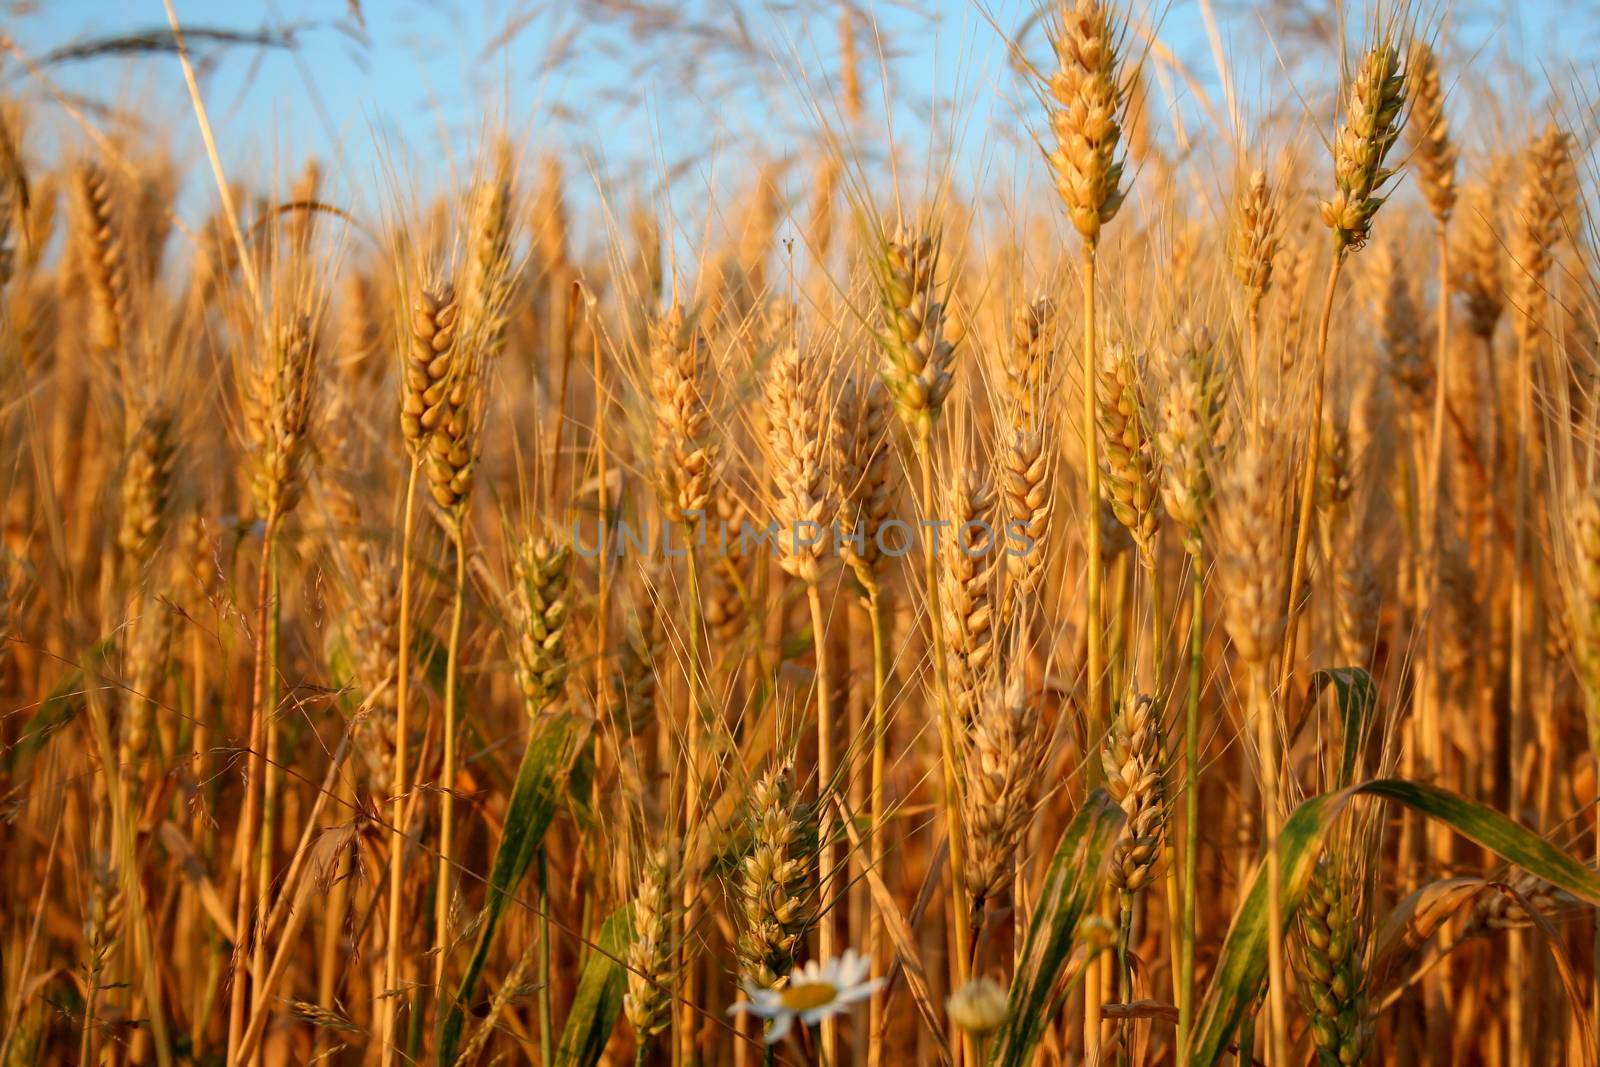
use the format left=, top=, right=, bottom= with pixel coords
left=727, top=949, right=884, bottom=1044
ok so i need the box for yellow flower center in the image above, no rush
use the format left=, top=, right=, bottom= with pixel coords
left=778, top=982, right=838, bottom=1013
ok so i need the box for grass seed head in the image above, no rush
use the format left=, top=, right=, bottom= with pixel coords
left=463, top=139, right=516, bottom=355
left=612, top=561, right=667, bottom=740
left=401, top=278, right=459, bottom=449
left=1214, top=423, right=1289, bottom=665
left=1232, top=169, right=1281, bottom=314
left=1456, top=174, right=1506, bottom=341
left=836, top=372, right=896, bottom=585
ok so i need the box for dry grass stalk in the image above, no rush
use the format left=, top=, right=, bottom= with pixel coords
left=1044, top=6, right=1136, bottom=1043
left=1215, top=419, right=1291, bottom=1061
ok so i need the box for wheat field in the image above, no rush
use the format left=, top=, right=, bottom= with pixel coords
left=2, top=0, right=1599, bottom=1064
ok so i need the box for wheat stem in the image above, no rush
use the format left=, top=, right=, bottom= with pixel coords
left=1179, top=555, right=1202, bottom=1050
left=1280, top=250, right=1343, bottom=695
left=1117, top=891, right=1134, bottom=1067
left=806, top=581, right=839, bottom=1065
left=865, top=580, right=889, bottom=1067
left=382, top=459, right=421, bottom=1067
left=226, top=510, right=279, bottom=1065
left=435, top=519, right=469, bottom=1000
left=1081, top=239, right=1108, bottom=1060
left=1250, top=655, right=1288, bottom=1067
left=917, top=446, right=975, bottom=1066
left=679, top=540, right=706, bottom=1067
left=539, top=849, right=554, bottom=1067
left=250, top=549, right=281, bottom=1066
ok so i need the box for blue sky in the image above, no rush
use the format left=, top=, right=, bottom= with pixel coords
left=5, top=1, right=1592, bottom=236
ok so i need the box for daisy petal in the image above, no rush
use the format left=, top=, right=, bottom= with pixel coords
left=765, top=1013, right=794, bottom=1045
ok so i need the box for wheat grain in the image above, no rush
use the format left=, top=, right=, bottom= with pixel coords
left=243, top=313, right=320, bottom=520
left=1321, top=41, right=1408, bottom=254
left=1045, top=0, right=1130, bottom=246
left=117, top=407, right=175, bottom=570
left=1231, top=170, right=1281, bottom=320
left=1002, top=300, right=1055, bottom=606
left=837, top=372, right=896, bottom=587
left=1156, top=322, right=1225, bottom=557
left=963, top=678, right=1042, bottom=902
left=624, top=847, right=677, bottom=1042
left=766, top=344, right=834, bottom=584
left=509, top=533, right=571, bottom=715
left=1097, top=343, right=1160, bottom=564
left=941, top=468, right=997, bottom=728
left=1293, top=856, right=1372, bottom=1067
left=735, top=765, right=817, bottom=988
left=875, top=227, right=956, bottom=440
left=652, top=302, right=716, bottom=523
left=74, top=160, right=131, bottom=355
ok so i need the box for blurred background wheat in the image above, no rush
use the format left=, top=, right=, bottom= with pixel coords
left=2, top=1, right=1600, bottom=1065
